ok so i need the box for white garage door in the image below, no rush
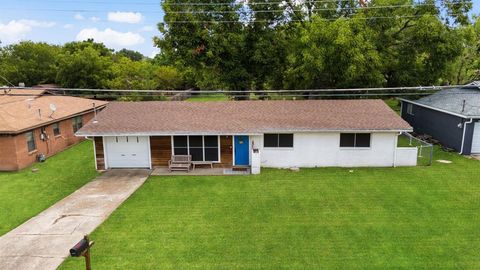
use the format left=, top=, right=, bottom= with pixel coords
left=105, top=136, right=151, bottom=168
left=472, top=122, right=480, bottom=154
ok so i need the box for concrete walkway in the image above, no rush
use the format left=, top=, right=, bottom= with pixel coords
left=0, top=169, right=150, bottom=270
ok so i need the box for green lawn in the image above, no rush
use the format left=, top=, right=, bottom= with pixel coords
left=187, top=93, right=230, bottom=102
left=385, top=98, right=401, bottom=114
left=0, top=141, right=98, bottom=235
left=61, top=148, right=480, bottom=269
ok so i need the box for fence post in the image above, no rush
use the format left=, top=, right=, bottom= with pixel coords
left=429, top=145, right=433, bottom=166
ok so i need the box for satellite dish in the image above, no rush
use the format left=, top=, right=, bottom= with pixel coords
left=49, top=104, right=57, bottom=118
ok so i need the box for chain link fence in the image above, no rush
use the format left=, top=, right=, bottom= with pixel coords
left=397, top=132, right=433, bottom=166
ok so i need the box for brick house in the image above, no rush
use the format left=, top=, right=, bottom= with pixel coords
left=0, top=89, right=108, bottom=171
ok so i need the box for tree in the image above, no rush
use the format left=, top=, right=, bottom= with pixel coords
left=284, top=17, right=384, bottom=89
left=116, top=49, right=145, bottom=61
left=56, top=46, right=113, bottom=88
left=107, top=56, right=182, bottom=90
left=446, top=17, right=480, bottom=84
left=0, top=41, right=60, bottom=86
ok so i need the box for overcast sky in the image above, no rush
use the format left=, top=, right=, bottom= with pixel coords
left=0, top=0, right=479, bottom=58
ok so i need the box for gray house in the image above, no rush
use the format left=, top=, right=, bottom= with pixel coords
left=399, top=83, right=480, bottom=155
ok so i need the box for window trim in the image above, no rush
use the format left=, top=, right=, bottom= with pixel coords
left=52, top=122, right=61, bottom=136
left=263, top=133, right=294, bottom=149
left=406, top=103, right=414, bottom=116
left=339, top=133, right=372, bottom=149
left=26, top=130, right=37, bottom=153
left=171, top=135, right=221, bottom=162
left=72, top=116, right=83, bottom=133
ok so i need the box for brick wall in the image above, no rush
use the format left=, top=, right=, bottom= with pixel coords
left=0, top=135, right=19, bottom=171
left=0, top=112, right=95, bottom=171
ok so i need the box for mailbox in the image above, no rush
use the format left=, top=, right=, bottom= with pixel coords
left=69, top=235, right=94, bottom=270
left=70, top=238, right=89, bottom=257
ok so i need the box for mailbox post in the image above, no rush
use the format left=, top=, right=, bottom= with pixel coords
left=70, top=235, right=95, bottom=270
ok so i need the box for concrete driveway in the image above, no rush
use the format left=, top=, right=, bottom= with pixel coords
left=0, top=169, right=150, bottom=270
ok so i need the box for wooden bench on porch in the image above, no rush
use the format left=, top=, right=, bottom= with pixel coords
left=168, top=155, right=192, bottom=172
left=192, top=161, right=214, bottom=170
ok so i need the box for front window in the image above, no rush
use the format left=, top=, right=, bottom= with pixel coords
left=340, top=133, right=371, bottom=148
left=52, top=123, right=60, bottom=136
left=72, top=116, right=83, bottom=133
left=264, top=134, right=293, bottom=148
left=26, top=131, right=36, bottom=152
left=172, top=136, right=219, bottom=162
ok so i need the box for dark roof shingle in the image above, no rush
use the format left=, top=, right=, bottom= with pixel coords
left=413, top=86, right=480, bottom=117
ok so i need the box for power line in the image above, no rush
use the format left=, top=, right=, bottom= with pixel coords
left=9, top=0, right=438, bottom=6
left=164, top=3, right=437, bottom=14
left=0, top=75, right=15, bottom=87
left=2, top=2, right=443, bottom=13
left=161, top=14, right=445, bottom=24
left=163, top=0, right=365, bottom=6
left=5, top=85, right=465, bottom=94
left=19, top=92, right=480, bottom=100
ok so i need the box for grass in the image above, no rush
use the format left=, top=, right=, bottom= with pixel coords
left=187, top=93, right=230, bottom=102
left=60, top=148, right=480, bottom=269
left=385, top=98, right=401, bottom=114
left=0, top=141, right=98, bottom=235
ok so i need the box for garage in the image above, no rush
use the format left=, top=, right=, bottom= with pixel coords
left=104, top=136, right=151, bottom=169
left=472, top=122, right=480, bottom=154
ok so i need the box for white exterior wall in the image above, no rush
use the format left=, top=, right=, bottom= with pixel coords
left=395, top=147, right=418, bottom=166
left=250, top=132, right=400, bottom=168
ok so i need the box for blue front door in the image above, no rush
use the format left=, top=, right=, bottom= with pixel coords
left=234, top=136, right=249, bottom=165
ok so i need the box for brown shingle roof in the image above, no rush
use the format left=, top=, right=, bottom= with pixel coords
left=0, top=95, right=108, bottom=134
left=0, top=88, right=46, bottom=96
left=77, top=99, right=411, bottom=136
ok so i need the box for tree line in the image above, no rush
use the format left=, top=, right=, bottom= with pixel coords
left=156, top=0, right=479, bottom=93
left=0, top=40, right=183, bottom=92
left=0, top=0, right=479, bottom=98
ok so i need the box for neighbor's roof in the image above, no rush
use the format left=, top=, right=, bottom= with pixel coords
left=0, top=88, right=47, bottom=96
left=402, top=85, right=480, bottom=118
left=0, top=92, right=108, bottom=134
left=77, top=99, right=411, bottom=136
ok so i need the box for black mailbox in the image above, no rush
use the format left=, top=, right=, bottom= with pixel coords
left=70, top=238, right=89, bottom=257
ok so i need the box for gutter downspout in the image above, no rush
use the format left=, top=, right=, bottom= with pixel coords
left=460, top=118, right=474, bottom=155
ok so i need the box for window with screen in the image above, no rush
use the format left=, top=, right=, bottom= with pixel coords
left=52, top=123, right=61, bottom=136
left=72, top=116, right=83, bottom=133
left=172, top=136, right=219, bottom=162
left=340, top=133, right=371, bottom=148
left=264, top=134, right=293, bottom=148
left=26, top=131, right=36, bottom=152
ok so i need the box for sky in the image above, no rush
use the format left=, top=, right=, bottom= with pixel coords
left=0, top=0, right=479, bottom=58
left=0, top=0, right=164, bottom=57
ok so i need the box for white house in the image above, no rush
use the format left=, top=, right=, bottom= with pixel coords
left=76, top=99, right=417, bottom=173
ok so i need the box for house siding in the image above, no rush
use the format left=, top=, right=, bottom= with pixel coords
left=0, top=112, right=94, bottom=171
left=250, top=132, right=399, bottom=168
left=150, top=136, right=172, bottom=167
left=401, top=101, right=475, bottom=154
left=0, top=135, right=19, bottom=171
left=148, top=135, right=233, bottom=168
left=462, top=120, right=478, bottom=154
left=217, top=135, right=233, bottom=168
left=94, top=137, right=105, bottom=170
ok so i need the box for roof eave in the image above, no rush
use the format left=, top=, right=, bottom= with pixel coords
left=397, top=98, right=480, bottom=119
left=75, top=128, right=413, bottom=137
